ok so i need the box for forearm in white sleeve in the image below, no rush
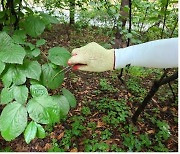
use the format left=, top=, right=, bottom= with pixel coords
left=115, top=38, right=178, bottom=69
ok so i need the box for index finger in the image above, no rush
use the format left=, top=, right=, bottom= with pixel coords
left=68, top=54, right=87, bottom=66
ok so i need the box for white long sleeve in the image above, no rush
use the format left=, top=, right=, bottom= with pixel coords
left=115, top=38, right=178, bottom=69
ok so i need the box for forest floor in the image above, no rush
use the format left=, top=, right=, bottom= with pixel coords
left=0, top=24, right=178, bottom=152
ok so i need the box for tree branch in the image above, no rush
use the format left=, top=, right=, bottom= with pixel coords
left=132, top=71, right=178, bottom=123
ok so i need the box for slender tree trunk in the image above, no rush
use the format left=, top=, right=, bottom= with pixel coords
left=0, top=0, right=5, bottom=30
left=169, top=18, right=178, bottom=37
left=69, top=0, right=75, bottom=25
left=119, top=0, right=129, bottom=28
left=6, top=0, right=18, bottom=29
left=127, top=0, right=131, bottom=46
left=139, top=7, right=149, bottom=33
left=114, top=0, right=129, bottom=48
left=117, top=0, right=131, bottom=83
left=161, top=0, right=169, bottom=38
left=15, top=0, right=22, bottom=29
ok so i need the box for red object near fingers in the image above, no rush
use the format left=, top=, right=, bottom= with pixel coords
left=72, top=65, right=80, bottom=70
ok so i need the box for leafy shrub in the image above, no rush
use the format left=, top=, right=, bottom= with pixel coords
left=121, top=125, right=152, bottom=152
left=126, top=78, right=147, bottom=96
left=110, top=144, right=124, bottom=152
left=84, top=139, right=109, bottom=152
left=60, top=130, right=73, bottom=150
left=99, top=78, right=117, bottom=92
left=81, top=106, right=91, bottom=116
left=57, top=115, right=86, bottom=151
left=48, top=139, right=64, bottom=152
left=150, top=118, right=171, bottom=142
left=0, top=12, right=76, bottom=144
left=70, top=115, right=85, bottom=136
left=91, top=98, right=129, bottom=127
left=0, top=147, right=13, bottom=152
left=101, top=129, right=112, bottom=140
left=87, top=122, right=97, bottom=131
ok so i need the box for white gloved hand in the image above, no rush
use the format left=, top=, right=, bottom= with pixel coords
left=68, top=42, right=115, bottom=72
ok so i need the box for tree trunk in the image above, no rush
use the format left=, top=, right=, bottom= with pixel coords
left=119, top=0, right=129, bottom=28
left=161, top=0, right=169, bottom=39
left=69, top=0, right=75, bottom=25
left=6, top=0, right=19, bottom=29
left=114, top=0, right=129, bottom=48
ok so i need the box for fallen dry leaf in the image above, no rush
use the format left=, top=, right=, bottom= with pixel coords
left=170, top=107, right=177, bottom=113
left=57, top=132, right=65, bottom=140
left=162, top=106, right=168, bottom=112
left=105, top=139, right=113, bottom=144
left=97, top=120, right=105, bottom=128
left=95, top=130, right=101, bottom=135
left=44, top=143, right=51, bottom=151
left=147, top=130, right=155, bottom=134
left=70, top=148, right=78, bottom=152
left=92, top=112, right=98, bottom=117
left=50, top=132, right=56, bottom=139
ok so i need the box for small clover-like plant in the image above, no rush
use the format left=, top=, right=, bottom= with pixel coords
left=0, top=13, right=76, bottom=144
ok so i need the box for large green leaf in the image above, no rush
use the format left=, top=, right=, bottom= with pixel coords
left=25, top=48, right=40, bottom=58
left=12, top=66, right=26, bottom=85
left=0, top=87, right=14, bottom=104
left=0, top=102, right=27, bottom=141
left=13, top=85, right=28, bottom=104
left=30, top=79, right=41, bottom=85
left=1, top=66, right=14, bottom=87
left=52, top=95, right=70, bottom=117
left=2, top=65, right=26, bottom=87
left=12, top=30, right=27, bottom=44
left=48, top=47, right=71, bottom=66
left=21, top=60, right=41, bottom=80
left=0, top=32, right=13, bottom=52
left=0, top=61, right=5, bottom=75
left=24, top=121, right=37, bottom=144
left=36, top=39, right=46, bottom=47
left=62, top=88, right=76, bottom=108
left=31, top=48, right=41, bottom=57
left=27, top=95, right=60, bottom=124
left=41, top=63, right=64, bottom=89
left=30, top=84, right=48, bottom=97
left=0, top=43, right=25, bottom=64
left=35, top=123, right=46, bottom=138
left=40, top=13, right=59, bottom=25
left=0, top=32, right=25, bottom=64
left=23, top=15, right=45, bottom=37
left=25, top=42, right=35, bottom=50
left=59, top=96, right=70, bottom=116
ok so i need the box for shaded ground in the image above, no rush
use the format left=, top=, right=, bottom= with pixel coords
left=0, top=24, right=178, bottom=152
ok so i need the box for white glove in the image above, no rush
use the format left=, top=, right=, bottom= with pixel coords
left=68, top=42, right=115, bottom=72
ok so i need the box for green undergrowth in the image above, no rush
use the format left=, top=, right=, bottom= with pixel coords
left=47, top=96, right=172, bottom=152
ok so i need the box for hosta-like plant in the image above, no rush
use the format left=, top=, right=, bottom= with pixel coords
left=0, top=12, right=76, bottom=144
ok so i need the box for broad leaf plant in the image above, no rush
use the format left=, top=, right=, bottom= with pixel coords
left=0, top=9, right=76, bottom=144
